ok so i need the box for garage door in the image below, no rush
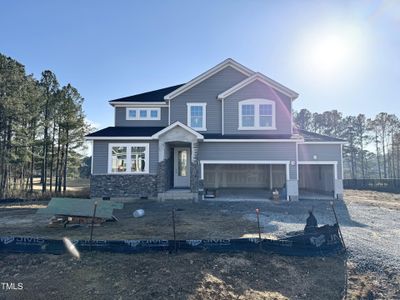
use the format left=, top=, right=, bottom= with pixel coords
left=203, top=164, right=286, bottom=189
left=299, top=164, right=334, bottom=195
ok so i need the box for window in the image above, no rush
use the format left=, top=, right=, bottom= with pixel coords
left=126, top=108, right=160, bottom=120
left=108, top=143, right=149, bottom=174
left=239, top=99, right=276, bottom=130
left=178, top=150, right=188, bottom=176
left=187, top=103, right=207, bottom=131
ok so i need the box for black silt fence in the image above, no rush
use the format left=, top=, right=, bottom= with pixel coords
left=0, top=224, right=344, bottom=257
left=343, top=179, right=400, bottom=194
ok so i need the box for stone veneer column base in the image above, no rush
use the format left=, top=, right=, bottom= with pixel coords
left=90, top=174, right=157, bottom=199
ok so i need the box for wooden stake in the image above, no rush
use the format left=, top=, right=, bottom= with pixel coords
left=90, top=201, right=98, bottom=252
left=330, top=201, right=346, bottom=251
left=256, top=208, right=262, bottom=248
left=172, top=208, right=177, bottom=253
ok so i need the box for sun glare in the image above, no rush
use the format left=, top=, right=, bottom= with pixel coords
left=310, top=34, right=352, bottom=74
left=298, top=24, right=366, bottom=82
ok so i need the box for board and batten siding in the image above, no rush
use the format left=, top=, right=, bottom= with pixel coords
left=114, top=107, right=168, bottom=127
left=170, top=66, right=249, bottom=134
left=92, top=140, right=159, bottom=174
left=298, top=144, right=343, bottom=179
left=224, top=80, right=292, bottom=135
left=198, top=142, right=297, bottom=179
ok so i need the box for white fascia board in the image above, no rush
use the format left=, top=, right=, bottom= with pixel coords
left=203, top=139, right=301, bottom=142
left=200, top=160, right=291, bottom=164
left=85, top=136, right=155, bottom=141
left=218, top=73, right=299, bottom=100
left=110, top=102, right=167, bottom=107
left=151, top=121, right=204, bottom=139
left=164, top=58, right=254, bottom=100
left=298, top=161, right=338, bottom=165
left=298, top=141, right=347, bottom=145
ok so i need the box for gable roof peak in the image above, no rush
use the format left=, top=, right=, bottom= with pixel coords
left=164, top=58, right=255, bottom=101
left=218, top=71, right=299, bottom=100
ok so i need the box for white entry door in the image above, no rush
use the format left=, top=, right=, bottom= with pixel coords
left=174, top=147, right=190, bottom=188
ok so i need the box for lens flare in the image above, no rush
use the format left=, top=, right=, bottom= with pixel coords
left=63, top=237, right=80, bottom=259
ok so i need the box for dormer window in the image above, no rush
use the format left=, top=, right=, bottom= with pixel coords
left=238, top=99, right=276, bottom=130
left=187, top=103, right=207, bottom=131
left=126, top=108, right=160, bottom=120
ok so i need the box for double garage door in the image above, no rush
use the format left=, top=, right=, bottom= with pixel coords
left=203, top=164, right=286, bottom=189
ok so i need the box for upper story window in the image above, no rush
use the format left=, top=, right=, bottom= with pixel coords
left=126, top=108, right=160, bottom=120
left=108, top=143, right=149, bottom=174
left=187, top=103, right=207, bottom=131
left=238, top=99, right=276, bottom=130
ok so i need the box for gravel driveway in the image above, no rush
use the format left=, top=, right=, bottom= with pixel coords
left=244, top=190, right=400, bottom=275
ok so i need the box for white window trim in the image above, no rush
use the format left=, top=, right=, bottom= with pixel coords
left=238, top=99, right=276, bottom=130
left=126, top=108, right=161, bottom=121
left=108, top=143, right=150, bottom=174
left=187, top=103, right=207, bottom=131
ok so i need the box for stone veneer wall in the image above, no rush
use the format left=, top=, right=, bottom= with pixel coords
left=90, top=174, right=158, bottom=198
left=190, top=162, right=200, bottom=193
left=157, top=158, right=172, bottom=193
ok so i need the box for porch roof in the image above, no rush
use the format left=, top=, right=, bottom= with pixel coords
left=86, top=126, right=346, bottom=143
left=85, top=126, right=164, bottom=138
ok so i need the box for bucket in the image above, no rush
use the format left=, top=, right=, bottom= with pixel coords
left=133, top=209, right=145, bottom=218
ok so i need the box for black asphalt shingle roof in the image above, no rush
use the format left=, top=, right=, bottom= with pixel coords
left=202, top=133, right=293, bottom=139
left=85, top=126, right=165, bottom=137
left=109, top=84, right=184, bottom=103
left=86, top=127, right=346, bottom=143
left=299, top=129, right=346, bottom=142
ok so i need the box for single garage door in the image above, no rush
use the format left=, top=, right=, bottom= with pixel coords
left=203, top=164, right=286, bottom=189
left=299, top=164, right=334, bottom=196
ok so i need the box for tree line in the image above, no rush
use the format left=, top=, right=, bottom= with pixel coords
left=294, top=109, right=400, bottom=179
left=0, top=53, right=89, bottom=198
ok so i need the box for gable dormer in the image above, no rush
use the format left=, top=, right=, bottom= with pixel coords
left=218, top=72, right=298, bottom=135
left=166, top=58, right=254, bottom=133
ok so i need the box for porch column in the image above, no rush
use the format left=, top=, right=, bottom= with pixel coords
left=190, top=141, right=200, bottom=193
left=286, top=162, right=299, bottom=201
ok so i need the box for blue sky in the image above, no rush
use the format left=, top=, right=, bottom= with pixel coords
left=1, top=0, right=399, bottom=130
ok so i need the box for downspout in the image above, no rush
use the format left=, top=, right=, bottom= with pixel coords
left=168, top=99, right=171, bottom=125
left=222, top=98, right=224, bottom=135
left=290, top=96, right=293, bottom=135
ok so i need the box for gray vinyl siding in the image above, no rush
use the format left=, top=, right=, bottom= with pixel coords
left=170, top=66, right=248, bottom=133
left=224, top=80, right=292, bottom=135
left=92, top=140, right=158, bottom=174
left=198, top=142, right=297, bottom=179
left=298, top=144, right=343, bottom=179
left=115, top=107, right=168, bottom=127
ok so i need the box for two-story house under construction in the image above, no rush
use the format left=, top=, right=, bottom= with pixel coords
left=86, top=59, right=346, bottom=201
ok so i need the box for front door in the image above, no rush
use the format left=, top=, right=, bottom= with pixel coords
left=174, top=147, right=190, bottom=188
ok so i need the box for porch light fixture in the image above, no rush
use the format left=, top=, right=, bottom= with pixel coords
left=313, top=155, right=318, bottom=160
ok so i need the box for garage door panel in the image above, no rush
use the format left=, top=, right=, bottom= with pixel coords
left=204, top=164, right=269, bottom=188
left=204, top=164, right=287, bottom=189
left=299, top=165, right=334, bottom=193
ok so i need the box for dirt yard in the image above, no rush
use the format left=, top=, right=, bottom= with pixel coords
left=0, top=189, right=399, bottom=299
